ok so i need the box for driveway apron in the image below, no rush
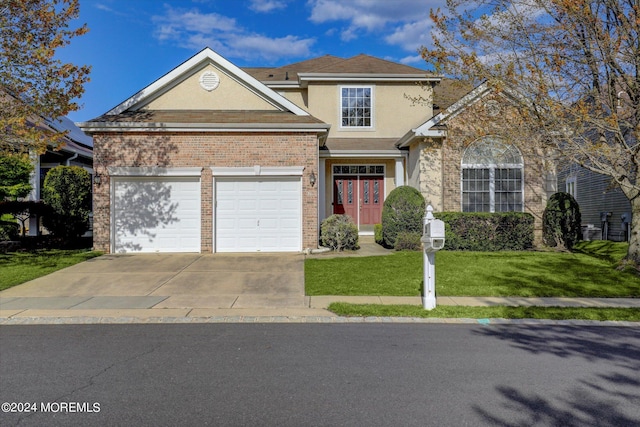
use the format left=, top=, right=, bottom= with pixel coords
left=0, top=253, right=306, bottom=310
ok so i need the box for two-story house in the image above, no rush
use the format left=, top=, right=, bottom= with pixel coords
left=80, top=48, right=552, bottom=253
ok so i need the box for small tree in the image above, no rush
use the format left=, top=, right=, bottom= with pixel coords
left=381, top=186, right=425, bottom=248
left=543, top=192, right=582, bottom=250
left=421, top=0, right=639, bottom=263
left=0, top=155, right=33, bottom=201
left=0, top=0, right=90, bottom=155
left=41, top=165, right=91, bottom=239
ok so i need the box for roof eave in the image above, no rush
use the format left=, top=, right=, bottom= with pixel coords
left=79, top=121, right=331, bottom=134
left=319, top=149, right=404, bottom=159
left=297, top=73, right=441, bottom=87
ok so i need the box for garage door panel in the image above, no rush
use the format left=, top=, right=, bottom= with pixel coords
left=215, top=177, right=301, bottom=252
left=113, top=177, right=201, bottom=253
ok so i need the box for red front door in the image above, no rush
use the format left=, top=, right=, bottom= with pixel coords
left=333, top=175, right=383, bottom=226
left=359, top=176, right=383, bottom=225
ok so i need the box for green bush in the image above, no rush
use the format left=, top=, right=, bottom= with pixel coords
left=434, top=212, right=534, bottom=251
left=41, top=166, right=92, bottom=239
left=543, top=192, right=581, bottom=250
left=0, top=201, right=53, bottom=239
left=394, top=231, right=422, bottom=251
left=0, top=155, right=33, bottom=201
left=381, top=186, right=425, bottom=249
left=320, top=214, right=359, bottom=251
left=0, top=214, right=19, bottom=240
left=374, top=223, right=383, bottom=245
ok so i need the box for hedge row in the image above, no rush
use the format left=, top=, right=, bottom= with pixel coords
left=433, top=212, right=534, bottom=251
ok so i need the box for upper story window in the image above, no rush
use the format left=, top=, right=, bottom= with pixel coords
left=340, top=86, right=373, bottom=128
left=462, top=137, right=524, bottom=213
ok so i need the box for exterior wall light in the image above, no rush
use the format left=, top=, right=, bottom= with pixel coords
left=93, top=173, right=101, bottom=186
left=309, top=171, right=316, bottom=187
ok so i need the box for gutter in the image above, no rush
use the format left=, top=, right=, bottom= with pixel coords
left=78, top=121, right=331, bottom=134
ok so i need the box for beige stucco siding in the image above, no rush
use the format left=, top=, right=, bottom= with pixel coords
left=145, top=64, right=278, bottom=111
left=306, top=83, right=432, bottom=138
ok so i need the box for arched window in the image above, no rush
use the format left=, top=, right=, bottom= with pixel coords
left=462, top=137, right=524, bottom=212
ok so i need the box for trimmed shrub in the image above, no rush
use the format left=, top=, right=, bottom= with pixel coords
left=434, top=212, right=534, bottom=251
left=543, top=192, right=581, bottom=250
left=0, top=214, right=19, bottom=241
left=381, top=186, right=425, bottom=249
left=320, top=214, right=359, bottom=251
left=0, top=201, right=53, bottom=238
left=41, top=166, right=92, bottom=239
left=394, top=231, right=422, bottom=251
left=374, top=223, right=383, bottom=245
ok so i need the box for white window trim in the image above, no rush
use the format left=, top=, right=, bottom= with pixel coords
left=460, top=165, right=525, bottom=213
left=566, top=174, right=577, bottom=198
left=338, top=85, right=375, bottom=130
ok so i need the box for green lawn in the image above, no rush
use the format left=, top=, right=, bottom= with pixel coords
left=0, top=249, right=102, bottom=291
left=305, top=242, right=640, bottom=298
left=328, top=303, right=640, bottom=322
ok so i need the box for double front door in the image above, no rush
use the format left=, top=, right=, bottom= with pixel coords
left=333, top=175, right=384, bottom=227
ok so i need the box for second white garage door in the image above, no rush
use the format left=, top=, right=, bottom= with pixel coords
left=215, top=177, right=302, bottom=252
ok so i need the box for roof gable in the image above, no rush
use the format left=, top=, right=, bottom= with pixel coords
left=396, top=81, right=523, bottom=147
left=106, top=47, right=309, bottom=116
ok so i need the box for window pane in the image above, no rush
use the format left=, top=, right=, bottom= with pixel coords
left=341, top=87, right=372, bottom=127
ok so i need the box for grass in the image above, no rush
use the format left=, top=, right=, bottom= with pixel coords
left=0, top=249, right=102, bottom=291
left=305, top=242, right=640, bottom=298
left=328, top=303, right=640, bottom=322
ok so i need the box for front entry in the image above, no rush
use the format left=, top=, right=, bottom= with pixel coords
left=333, top=175, right=384, bottom=229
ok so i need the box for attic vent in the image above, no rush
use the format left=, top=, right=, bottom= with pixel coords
left=199, top=71, right=220, bottom=91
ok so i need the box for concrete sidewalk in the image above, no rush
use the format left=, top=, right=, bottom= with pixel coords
left=1, top=295, right=639, bottom=325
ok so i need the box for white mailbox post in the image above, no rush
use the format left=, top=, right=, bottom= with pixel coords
left=420, top=205, right=445, bottom=310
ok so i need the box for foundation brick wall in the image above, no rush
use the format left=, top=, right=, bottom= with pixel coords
left=92, top=132, right=319, bottom=253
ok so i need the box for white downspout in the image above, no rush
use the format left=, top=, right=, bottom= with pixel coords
left=66, top=152, right=79, bottom=166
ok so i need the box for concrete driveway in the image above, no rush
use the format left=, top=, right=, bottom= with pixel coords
left=0, top=253, right=307, bottom=311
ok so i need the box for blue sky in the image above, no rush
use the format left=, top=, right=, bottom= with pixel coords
left=59, top=0, right=446, bottom=122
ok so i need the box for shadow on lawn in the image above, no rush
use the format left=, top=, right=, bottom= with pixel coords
left=454, top=253, right=640, bottom=297
left=471, top=326, right=640, bottom=426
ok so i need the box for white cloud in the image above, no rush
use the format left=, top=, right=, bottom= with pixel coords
left=385, top=19, right=434, bottom=51
left=95, top=3, right=113, bottom=12
left=308, top=0, right=446, bottom=50
left=152, top=5, right=315, bottom=62
left=249, top=0, right=288, bottom=13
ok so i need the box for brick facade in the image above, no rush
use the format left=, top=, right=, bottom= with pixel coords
left=438, top=97, right=549, bottom=242
left=92, top=132, right=319, bottom=253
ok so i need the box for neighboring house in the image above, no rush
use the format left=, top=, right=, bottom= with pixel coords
left=558, top=163, right=632, bottom=241
left=556, top=88, right=633, bottom=242
left=27, top=116, right=93, bottom=236
left=80, top=48, right=553, bottom=254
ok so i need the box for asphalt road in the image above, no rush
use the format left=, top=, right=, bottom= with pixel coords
left=1, top=324, right=639, bottom=426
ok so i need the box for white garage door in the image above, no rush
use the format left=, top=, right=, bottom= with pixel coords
left=216, top=177, right=301, bottom=252
left=113, top=177, right=201, bottom=253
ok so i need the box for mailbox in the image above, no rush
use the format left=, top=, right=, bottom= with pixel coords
left=421, top=214, right=446, bottom=252
left=421, top=205, right=445, bottom=310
